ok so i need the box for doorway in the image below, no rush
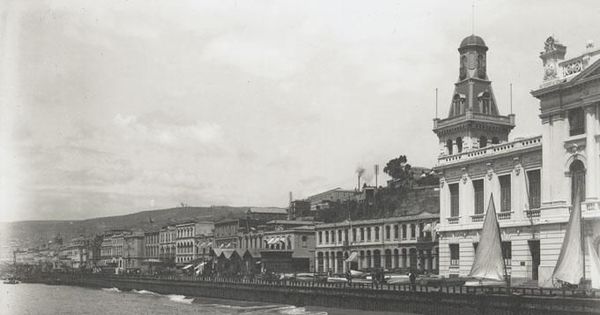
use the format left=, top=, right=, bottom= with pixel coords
left=528, top=240, right=540, bottom=280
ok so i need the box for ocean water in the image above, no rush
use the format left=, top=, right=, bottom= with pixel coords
left=0, top=283, right=417, bottom=315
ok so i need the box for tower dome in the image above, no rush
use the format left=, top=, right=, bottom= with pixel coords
left=459, top=34, right=487, bottom=51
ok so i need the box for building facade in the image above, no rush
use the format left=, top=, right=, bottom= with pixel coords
left=433, top=34, right=543, bottom=285
left=314, top=212, right=439, bottom=275
left=531, top=36, right=600, bottom=286
left=159, top=225, right=176, bottom=266
left=175, top=221, right=214, bottom=265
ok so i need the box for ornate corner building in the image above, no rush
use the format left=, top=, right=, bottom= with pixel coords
left=432, top=34, right=600, bottom=286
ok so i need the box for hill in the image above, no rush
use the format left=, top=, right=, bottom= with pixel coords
left=0, top=206, right=251, bottom=251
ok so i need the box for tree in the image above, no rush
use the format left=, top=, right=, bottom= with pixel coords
left=383, top=155, right=414, bottom=190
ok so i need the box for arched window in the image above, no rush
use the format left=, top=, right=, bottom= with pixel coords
left=570, top=160, right=586, bottom=205
left=479, top=136, right=488, bottom=148
left=479, top=92, right=491, bottom=114
left=385, top=249, right=392, bottom=269
left=446, top=139, right=453, bottom=155
left=453, top=94, right=461, bottom=116
left=401, top=248, right=407, bottom=268
left=456, top=137, right=463, bottom=153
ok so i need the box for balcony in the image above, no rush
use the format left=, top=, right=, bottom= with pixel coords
left=438, top=135, right=541, bottom=166
left=447, top=217, right=459, bottom=224
left=497, top=211, right=512, bottom=220
left=525, top=209, right=541, bottom=218
left=471, top=214, right=484, bottom=223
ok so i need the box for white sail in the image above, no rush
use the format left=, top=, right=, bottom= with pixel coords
left=469, top=195, right=505, bottom=281
left=586, top=238, right=600, bottom=289
left=552, top=188, right=583, bottom=285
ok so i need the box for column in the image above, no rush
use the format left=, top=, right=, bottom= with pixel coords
left=585, top=105, right=598, bottom=200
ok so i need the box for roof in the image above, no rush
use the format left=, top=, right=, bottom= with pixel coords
left=459, top=34, right=487, bottom=49
left=315, top=211, right=439, bottom=229
left=248, top=207, right=287, bottom=214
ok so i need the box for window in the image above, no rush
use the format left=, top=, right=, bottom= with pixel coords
left=394, top=225, right=399, bottom=239
left=499, top=175, right=511, bottom=212
left=527, top=170, right=541, bottom=209
left=367, top=227, right=371, bottom=241
left=375, top=227, right=380, bottom=241
left=352, top=228, right=357, bottom=242
left=301, top=236, right=307, bottom=248
left=360, top=228, right=365, bottom=241
left=502, top=241, right=512, bottom=267
left=450, top=244, right=460, bottom=266
left=473, top=179, right=484, bottom=214
left=325, top=231, right=329, bottom=243
left=402, top=224, right=407, bottom=239
left=419, top=223, right=424, bottom=238
left=456, top=137, right=463, bottom=153
left=450, top=183, right=460, bottom=217
left=447, top=139, right=453, bottom=155
left=385, top=226, right=391, bottom=240
left=473, top=242, right=479, bottom=252
left=410, top=224, right=416, bottom=239
left=332, top=230, right=336, bottom=243
left=568, top=107, right=585, bottom=136
left=318, top=231, right=322, bottom=244
left=479, top=136, right=488, bottom=148
left=344, top=229, right=349, bottom=242
left=338, top=230, right=342, bottom=243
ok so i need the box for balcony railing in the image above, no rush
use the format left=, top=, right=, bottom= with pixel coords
left=497, top=211, right=512, bottom=220
left=525, top=209, right=541, bottom=218
left=471, top=214, right=484, bottom=222
left=447, top=217, right=459, bottom=224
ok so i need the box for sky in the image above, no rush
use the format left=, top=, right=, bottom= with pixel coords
left=1, top=0, right=599, bottom=222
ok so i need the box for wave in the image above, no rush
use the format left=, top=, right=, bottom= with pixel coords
left=167, top=294, right=194, bottom=304
left=202, top=304, right=327, bottom=314
left=132, top=289, right=160, bottom=296
left=101, top=287, right=121, bottom=293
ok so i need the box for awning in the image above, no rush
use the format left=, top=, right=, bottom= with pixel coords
left=198, top=242, right=206, bottom=248
left=345, top=252, right=358, bottom=263
left=267, top=238, right=277, bottom=245
left=194, top=262, right=206, bottom=270
left=182, top=264, right=194, bottom=270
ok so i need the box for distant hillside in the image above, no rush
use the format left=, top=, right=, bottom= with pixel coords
left=0, top=206, right=251, bottom=250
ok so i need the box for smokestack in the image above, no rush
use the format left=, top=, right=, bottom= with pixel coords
left=356, top=167, right=365, bottom=191
left=375, top=164, right=379, bottom=188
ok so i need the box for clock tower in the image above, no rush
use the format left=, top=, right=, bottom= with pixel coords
left=433, top=35, right=515, bottom=156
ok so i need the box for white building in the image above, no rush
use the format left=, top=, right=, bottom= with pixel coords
left=314, top=212, right=439, bottom=275
left=434, top=34, right=600, bottom=287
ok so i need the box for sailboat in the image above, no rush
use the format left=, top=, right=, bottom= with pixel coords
left=465, top=195, right=507, bottom=287
left=552, top=186, right=584, bottom=287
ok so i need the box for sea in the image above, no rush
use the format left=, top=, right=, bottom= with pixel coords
left=0, top=282, right=418, bottom=315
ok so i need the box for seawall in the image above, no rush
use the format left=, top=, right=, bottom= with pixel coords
left=33, top=274, right=600, bottom=315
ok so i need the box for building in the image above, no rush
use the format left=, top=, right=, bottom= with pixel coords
left=175, top=221, right=214, bottom=266
left=433, top=34, right=543, bottom=285
left=531, top=36, right=600, bottom=286
left=214, top=218, right=262, bottom=248
left=306, top=188, right=358, bottom=211
left=159, top=225, right=176, bottom=266
left=288, top=199, right=312, bottom=220
left=58, top=237, right=90, bottom=269
left=144, top=231, right=160, bottom=261
left=314, top=211, right=439, bottom=275
left=246, top=207, right=288, bottom=221
left=260, top=225, right=316, bottom=273
left=123, top=232, right=145, bottom=271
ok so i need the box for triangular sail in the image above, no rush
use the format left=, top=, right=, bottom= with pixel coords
left=586, top=238, right=600, bottom=289
left=552, top=186, right=584, bottom=285
left=469, top=195, right=505, bottom=281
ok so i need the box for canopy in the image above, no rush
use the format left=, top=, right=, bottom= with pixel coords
left=345, top=252, right=358, bottom=263
left=468, top=195, right=505, bottom=281
left=552, top=186, right=584, bottom=285
left=182, top=264, right=194, bottom=270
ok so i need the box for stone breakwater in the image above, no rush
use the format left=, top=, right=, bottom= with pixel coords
left=28, top=274, right=600, bottom=315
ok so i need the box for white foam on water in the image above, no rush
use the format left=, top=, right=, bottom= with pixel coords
left=101, top=287, right=121, bottom=293
left=167, top=294, right=194, bottom=304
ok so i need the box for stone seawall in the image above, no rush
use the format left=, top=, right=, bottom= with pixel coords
left=37, top=274, right=600, bottom=315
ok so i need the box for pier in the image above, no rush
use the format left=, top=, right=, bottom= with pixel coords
left=29, top=273, right=600, bottom=314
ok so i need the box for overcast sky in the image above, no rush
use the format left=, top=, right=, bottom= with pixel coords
left=1, top=0, right=599, bottom=222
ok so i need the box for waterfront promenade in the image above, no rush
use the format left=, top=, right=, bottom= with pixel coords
left=26, top=272, right=600, bottom=315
